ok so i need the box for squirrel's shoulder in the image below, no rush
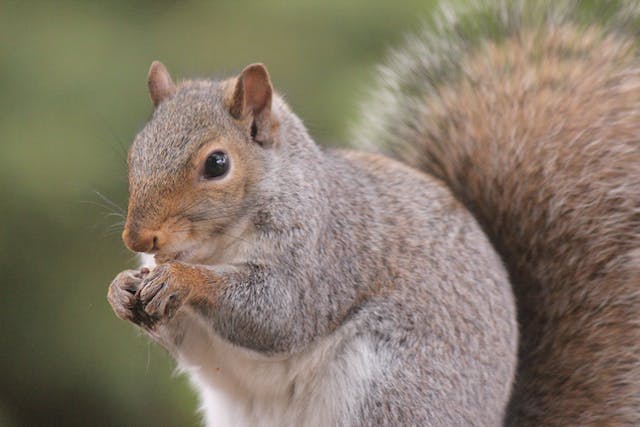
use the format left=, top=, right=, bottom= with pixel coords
left=322, top=147, right=475, bottom=231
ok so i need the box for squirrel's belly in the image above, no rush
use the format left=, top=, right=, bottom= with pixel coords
left=164, top=312, right=382, bottom=427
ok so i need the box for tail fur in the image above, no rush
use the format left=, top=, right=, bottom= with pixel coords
left=355, top=1, right=640, bottom=425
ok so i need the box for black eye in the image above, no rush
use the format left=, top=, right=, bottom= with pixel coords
left=203, top=151, right=230, bottom=179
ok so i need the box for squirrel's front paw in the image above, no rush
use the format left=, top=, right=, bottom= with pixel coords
left=107, top=268, right=151, bottom=325
left=135, top=263, right=192, bottom=327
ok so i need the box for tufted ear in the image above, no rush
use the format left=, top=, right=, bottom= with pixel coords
left=229, top=63, right=274, bottom=146
left=147, top=61, right=176, bottom=108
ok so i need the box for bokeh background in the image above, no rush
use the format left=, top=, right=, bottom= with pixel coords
left=0, top=0, right=437, bottom=425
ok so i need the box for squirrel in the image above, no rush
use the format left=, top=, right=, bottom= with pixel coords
left=107, top=1, right=640, bottom=426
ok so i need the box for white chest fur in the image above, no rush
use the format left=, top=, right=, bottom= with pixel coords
left=159, top=311, right=381, bottom=427
left=138, top=254, right=383, bottom=427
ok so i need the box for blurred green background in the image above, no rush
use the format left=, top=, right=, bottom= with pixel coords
left=0, top=0, right=436, bottom=425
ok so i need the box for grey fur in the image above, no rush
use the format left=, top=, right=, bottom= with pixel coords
left=111, top=69, right=517, bottom=424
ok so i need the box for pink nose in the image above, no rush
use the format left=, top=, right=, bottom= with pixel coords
left=122, top=227, right=158, bottom=253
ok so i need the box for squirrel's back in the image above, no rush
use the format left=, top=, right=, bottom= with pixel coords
left=356, top=1, right=640, bottom=425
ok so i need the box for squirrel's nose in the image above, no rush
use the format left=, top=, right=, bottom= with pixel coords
left=122, top=227, right=158, bottom=253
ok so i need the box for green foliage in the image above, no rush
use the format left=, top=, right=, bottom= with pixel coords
left=0, top=0, right=435, bottom=425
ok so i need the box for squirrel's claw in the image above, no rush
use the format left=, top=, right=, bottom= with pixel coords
left=107, top=270, right=143, bottom=322
left=135, top=263, right=190, bottom=326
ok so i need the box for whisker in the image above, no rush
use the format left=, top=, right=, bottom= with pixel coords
left=94, top=190, right=125, bottom=214
left=104, top=212, right=125, bottom=220
left=80, top=199, right=122, bottom=214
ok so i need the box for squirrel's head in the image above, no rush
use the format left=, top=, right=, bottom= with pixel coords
left=122, top=61, right=293, bottom=264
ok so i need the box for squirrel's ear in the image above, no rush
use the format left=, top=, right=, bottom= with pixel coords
left=147, top=61, right=176, bottom=108
left=229, top=63, right=274, bottom=146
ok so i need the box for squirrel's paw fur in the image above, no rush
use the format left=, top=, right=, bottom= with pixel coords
left=108, top=263, right=201, bottom=329
left=107, top=269, right=145, bottom=324
left=135, top=263, right=193, bottom=326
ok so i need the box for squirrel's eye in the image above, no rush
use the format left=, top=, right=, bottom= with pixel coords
left=203, top=151, right=230, bottom=179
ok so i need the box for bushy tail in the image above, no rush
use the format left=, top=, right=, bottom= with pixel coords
left=354, top=1, right=640, bottom=425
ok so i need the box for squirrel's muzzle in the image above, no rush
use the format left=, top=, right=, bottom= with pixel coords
left=122, top=226, right=158, bottom=253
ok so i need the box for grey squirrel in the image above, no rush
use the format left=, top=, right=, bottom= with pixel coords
left=107, top=1, right=640, bottom=426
